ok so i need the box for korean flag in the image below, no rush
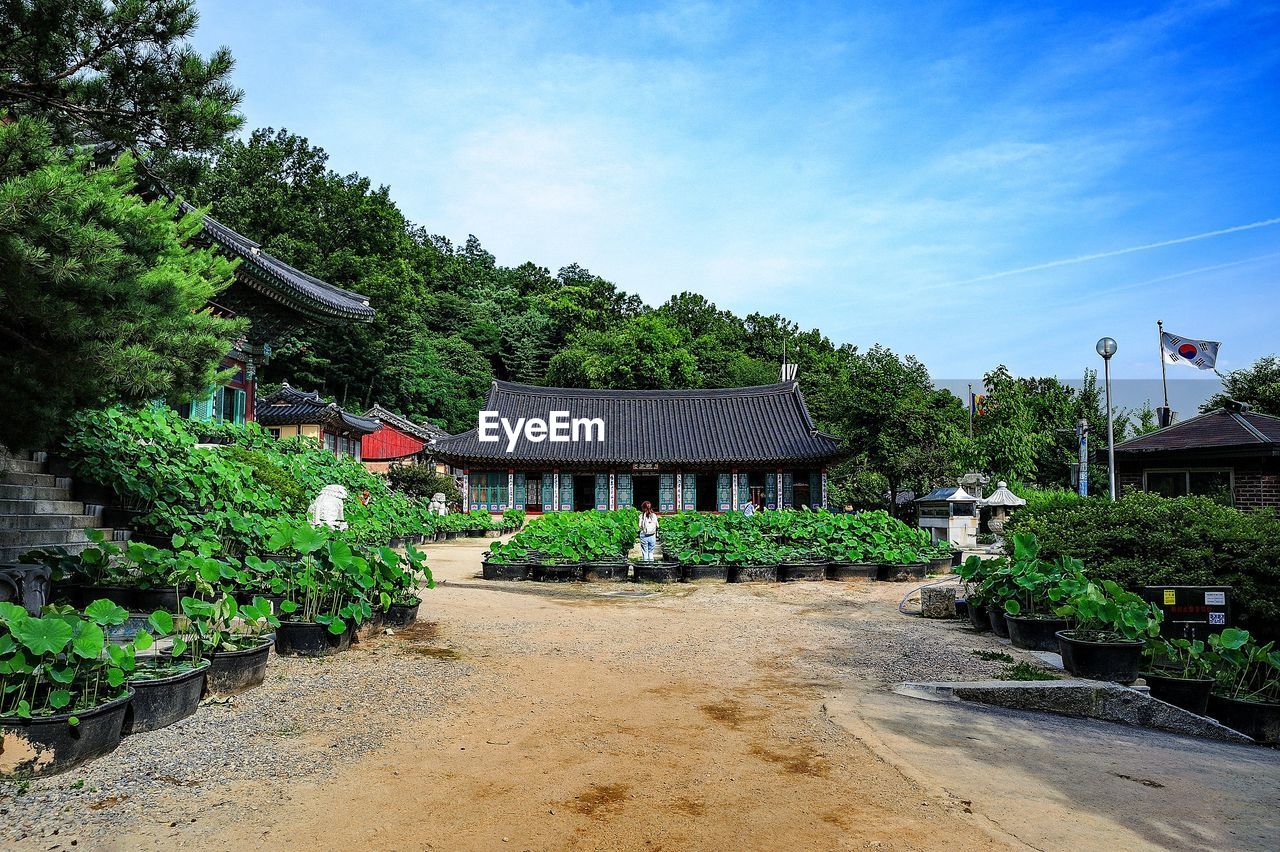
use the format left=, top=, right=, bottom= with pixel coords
left=1160, top=331, right=1221, bottom=371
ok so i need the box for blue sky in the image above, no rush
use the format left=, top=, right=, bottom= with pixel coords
left=191, top=1, right=1279, bottom=406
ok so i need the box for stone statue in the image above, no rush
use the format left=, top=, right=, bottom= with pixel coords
left=308, top=484, right=350, bottom=530
left=0, top=564, right=51, bottom=616
left=428, top=492, right=448, bottom=516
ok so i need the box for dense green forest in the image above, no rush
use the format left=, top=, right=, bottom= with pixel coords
left=3, top=0, right=1230, bottom=506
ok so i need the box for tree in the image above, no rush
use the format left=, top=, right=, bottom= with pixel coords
left=837, top=345, right=967, bottom=509
left=546, top=314, right=703, bottom=390
left=1202, top=355, right=1280, bottom=417
left=0, top=0, right=242, bottom=153
left=0, top=117, right=241, bottom=448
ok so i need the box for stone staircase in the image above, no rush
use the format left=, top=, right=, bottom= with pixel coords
left=0, top=450, right=117, bottom=563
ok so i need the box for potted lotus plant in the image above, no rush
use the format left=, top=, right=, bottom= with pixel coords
left=0, top=599, right=135, bottom=776
left=1206, top=628, right=1279, bottom=745
left=185, top=594, right=279, bottom=695
left=1052, top=579, right=1163, bottom=684
left=1142, top=637, right=1216, bottom=715
left=999, top=537, right=1080, bottom=652
left=122, top=608, right=210, bottom=734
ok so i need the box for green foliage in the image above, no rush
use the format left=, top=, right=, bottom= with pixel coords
left=835, top=345, right=967, bottom=506
left=0, top=600, right=131, bottom=718
left=387, top=463, right=460, bottom=504
left=1208, top=628, right=1280, bottom=703
left=1005, top=491, right=1280, bottom=636
left=547, top=313, right=703, bottom=390
left=968, top=534, right=1087, bottom=617
left=61, top=406, right=436, bottom=554
left=488, top=510, right=638, bottom=565
left=0, top=117, right=243, bottom=449
left=0, top=0, right=243, bottom=153
left=1201, top=355, right=1280, bottom=417
left=1052, top=578, right=1163, bottom=642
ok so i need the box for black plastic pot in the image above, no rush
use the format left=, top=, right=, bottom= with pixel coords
left=206, top=639, right=272, bottom=695
left=1207, top=694, right=1280, bottom=746
left=124, top=661, right=209, bottom=734
left=54, top=583, right=137, bottom=610
left=1006, top=615, right=1071, bottom=652
left=466, top=529, right=486, bottom=538
left=633, top=562, right=681, bottom=583
left=275, top=621, right=352, bottom=656
left=928, top=556, right=954, bottom=575
left=132, top=585, right=194, bottom=614
left=384, top=601, right=420, bottom=627
left=352, top=610, right=385, bottom=644
left=779, top=562, right=827, bottom=581
left=682, top=563, right=729, bottom=582
left=1056, top=631, right=1143, bottom=684
left=101, top=506, right=143, bottom=529
left=582, top=561, right=628, bottom=582
left=730, top=564, right=778, bottom=583
left=129, top=532, right=173, bottom=549
left=987, top=607, right=1010, bottom=638
left=0, top=690, right=132, bottom=777
left=827, top=562, right=877, bottom=581
left=967, top=600, right=990, bottom=632
left=482, top=561, right=532, bottom=581
left=1143, top=672, right=1215, bottom=716
left=886, top=562, right=929, bottom=582
left=71, top=479, right=114, bottom=506
left=531, top=562, right=580, bottom=582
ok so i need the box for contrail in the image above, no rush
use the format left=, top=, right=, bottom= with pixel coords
left=950, top=217, right=1280, bottom=286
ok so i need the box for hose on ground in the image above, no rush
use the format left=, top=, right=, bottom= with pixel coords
left=898, top=575, right=964, bottom=616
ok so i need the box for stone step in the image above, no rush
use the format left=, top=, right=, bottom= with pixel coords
left=0, top=483, right=73, bottom=501
left=0, top=470, right=62, bottom=487
left=0, top=513, right=99, bottom=530
left=0, top=499, right=89, bottom=515
left=0, top=528, right=98, bottom=547
left=0, top=456, right=44, bottom=475
left=0, top=538, right=98, bottom=563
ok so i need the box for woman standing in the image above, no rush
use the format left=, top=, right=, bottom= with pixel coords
left=638, top=501, right=659, bottom=562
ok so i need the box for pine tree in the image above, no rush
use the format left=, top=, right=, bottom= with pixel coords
left=0, top=117, right=243, bottom=448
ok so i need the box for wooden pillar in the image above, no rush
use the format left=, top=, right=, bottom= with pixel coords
left=609, top=471, right=617, bottom=510
left=462, top=469, right=470, bottom=511
left=776, top=467, right=783, bottom=509
left=821, top=467, right=828, bottom=510
left=731, top=469, right=739, bottom=511
left=507, top=469, right=514, bottom=511
left=552, top=470, right=560, bottom=511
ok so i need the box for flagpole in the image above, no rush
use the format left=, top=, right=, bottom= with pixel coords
left=968, top=383, right=973, bottom=439
left=1157, top=319, right=1170, bottom=412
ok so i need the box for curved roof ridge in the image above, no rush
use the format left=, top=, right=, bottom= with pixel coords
left=490, top=380, right=802, bottom=399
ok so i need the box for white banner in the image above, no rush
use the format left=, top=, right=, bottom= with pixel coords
left=1160, top=331, right=1220, bottom=371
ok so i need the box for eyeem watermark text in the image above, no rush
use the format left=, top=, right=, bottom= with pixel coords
left=478, top=411, right=605, bottom=452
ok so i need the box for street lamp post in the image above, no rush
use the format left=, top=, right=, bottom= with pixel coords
left=1096, top=337, right=1118, bottom=501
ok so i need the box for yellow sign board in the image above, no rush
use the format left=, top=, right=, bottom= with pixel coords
left=1163, top=589, right=1177, bottom=605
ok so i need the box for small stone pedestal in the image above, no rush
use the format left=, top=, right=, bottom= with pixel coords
left=921, top=587, right=958, bottom=619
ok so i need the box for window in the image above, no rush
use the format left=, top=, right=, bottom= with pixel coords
left=1144, top=469, right=1233, bottom=503
left=469, top=472, right=507, bottom=509
left=323, top=432, right=337, bottom=453
left=217, top=387, right=246, bottom=424
left=268, top=428, right=281, bottom=440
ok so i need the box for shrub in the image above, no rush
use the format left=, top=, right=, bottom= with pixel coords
left=1005, top=492, right=1280, bottom=637
left=387, top=463, right=461, bottom=504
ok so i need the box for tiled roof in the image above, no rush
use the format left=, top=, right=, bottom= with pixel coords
left=256, top=384, right=380, bottom=433
left=195, top=211, right=375, bottom=321
left=916, top=486, right=978, bottom=503
left=365, top=404, right=451, bottom=441
left=430, top=381, right=844, bottom=466
left=1114, top=408, right=1280, bottom=454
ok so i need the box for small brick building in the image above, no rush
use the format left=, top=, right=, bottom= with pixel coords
left=1111, top=404, right=1280, bottom=514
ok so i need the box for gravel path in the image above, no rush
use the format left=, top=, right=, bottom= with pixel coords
left=1, top=617, right=476, bottom=848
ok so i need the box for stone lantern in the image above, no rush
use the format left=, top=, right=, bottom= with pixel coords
left=981, top=481, right=1026, bottom=533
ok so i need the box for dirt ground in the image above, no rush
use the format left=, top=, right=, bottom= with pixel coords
left=17, top=537, right=1278, bottom=851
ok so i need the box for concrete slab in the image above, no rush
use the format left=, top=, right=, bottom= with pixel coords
left=896, top=679, right=1253, bottom=744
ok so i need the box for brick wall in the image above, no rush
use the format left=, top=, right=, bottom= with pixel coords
left=1234, top=470, right=1280, bottom=516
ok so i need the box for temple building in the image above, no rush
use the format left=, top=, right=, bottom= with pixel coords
left=255, top=385, right=379, bottom=460
left=361, top=404, right=452, bottom=474
left=175, top=204, right=374, bottom=425
left=429, top=378, right=843, bottom=513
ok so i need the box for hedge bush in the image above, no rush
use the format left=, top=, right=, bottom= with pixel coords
left=1004, top=492, right=1280, bottom=637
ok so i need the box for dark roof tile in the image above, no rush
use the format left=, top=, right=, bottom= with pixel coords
left=431, top=381, right=843, bottom=466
